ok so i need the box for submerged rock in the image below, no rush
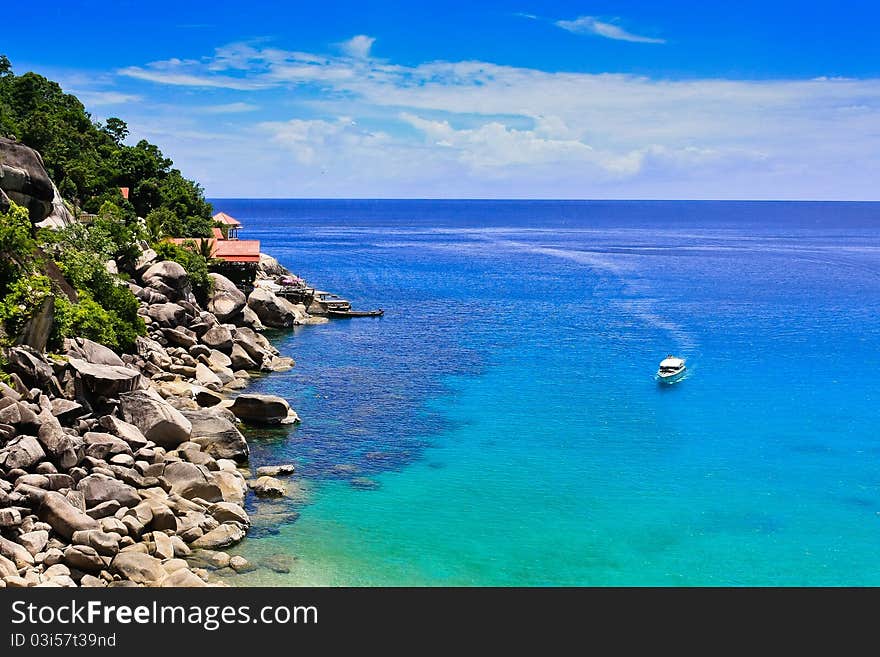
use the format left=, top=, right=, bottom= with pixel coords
left=248, top=476, right=286, bottom=497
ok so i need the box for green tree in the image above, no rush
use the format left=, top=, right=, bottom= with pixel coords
left=103, top=117, right=129, bottom=145
left=0, top=201, right=35, bottom=295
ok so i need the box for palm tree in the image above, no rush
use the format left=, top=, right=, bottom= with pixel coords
left=195, top=237, right=216, bottom=261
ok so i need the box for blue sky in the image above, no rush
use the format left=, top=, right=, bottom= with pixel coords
left=4, top=0, right=880, bottom=199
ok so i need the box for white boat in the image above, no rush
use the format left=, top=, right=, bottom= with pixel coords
left=657, top=355, right=686, bottom=383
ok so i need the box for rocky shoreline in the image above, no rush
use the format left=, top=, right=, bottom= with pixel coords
left=0, top=247, right=326, bottom=587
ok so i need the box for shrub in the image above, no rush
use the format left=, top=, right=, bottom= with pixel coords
left=0, top=201, right=35, bottom=295
left=0, top=273, right=52, bottom=337
left=53, top=291, right=143, bottom=352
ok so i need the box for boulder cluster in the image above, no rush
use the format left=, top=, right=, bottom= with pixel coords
left=0, top=255, right=307, bottom=587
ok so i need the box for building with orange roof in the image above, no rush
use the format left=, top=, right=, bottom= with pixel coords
left=167, top=211, right=260, bottom=273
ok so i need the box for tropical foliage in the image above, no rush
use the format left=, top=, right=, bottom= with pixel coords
left=0, top=55, right=213, bottom=236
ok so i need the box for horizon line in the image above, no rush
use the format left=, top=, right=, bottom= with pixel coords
left=205, top=197, right=880, bottom=203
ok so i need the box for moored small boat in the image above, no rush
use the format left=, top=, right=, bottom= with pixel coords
left=657, top=355, right=686, bottom=383
left=328, top=309, right=385, bottom=318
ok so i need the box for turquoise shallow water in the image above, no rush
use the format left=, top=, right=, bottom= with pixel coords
left=211, top=200, right=880, bottom=585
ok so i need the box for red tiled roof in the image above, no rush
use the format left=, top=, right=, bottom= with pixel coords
left=211, top=227, right=224, bottom=239
left=214, top=239, right=260, bottom=262
left=167, top=237, right=260, bottom=263
left=213, top=211, right=241, bottom=227
left=119, top=187, right=129, bottom=200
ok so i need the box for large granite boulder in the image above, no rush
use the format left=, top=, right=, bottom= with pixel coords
left=37, top=414, right=83, bottom=469
left=77, top=474, right=140, bottom=508
left=64, top=337, right=125, bottom=366
left=229, top=343, right=257, bottom=370
left=207, top=273, right=246, bottom=321
left=119, top=389, right=192, bottom=447
left=229, top=394, right=298, bottom=425
left=247, top=287, right=295, bottom=328
left=97, top=415, right=149, bottom=450
left=68, top=358, right=143, bottom=399
left=201, top=325, right=233, bottom=352
left=35, top=491, right=99, bottom=539
left=141, top=261, right=191, bottom=302
left=145, top=302, right=186, bottom=328
left=161, top=461, right=222, bottom=501
left=0, top=435, right=45, bottom=469
left=0, top=136, right=54, bottom=222
left=180, top=408, right=249, bottom=462
left=110, top=552, right=165, bottom=585
left=6, top=346, right=55, bottom=389
left=190, top=523, right=246, bottom=550
left=34, top=181, right=75, bottom=229
left=257, top=252, right=290, bottom=277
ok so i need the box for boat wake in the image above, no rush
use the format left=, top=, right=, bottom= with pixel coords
left=486, top=237, right=699, bottom=354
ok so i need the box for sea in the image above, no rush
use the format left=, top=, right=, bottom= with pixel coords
left=206, top=199, right=880, bottom=586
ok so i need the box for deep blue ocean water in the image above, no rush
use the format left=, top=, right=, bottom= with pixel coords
left=208, top=200, right=880, bottom=585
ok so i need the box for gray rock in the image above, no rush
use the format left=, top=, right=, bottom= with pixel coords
left=229, top=555, right=255, bottom=573
left=161, top=568, right=207, bottom=587
left=77, top=474, right=141, bottom=508
left=0, top=136, right=54, bottom=221
left=212, top=471, right=247, bottom=505
left=111, top=552, right=165, bottom=584
left=64, top=337, right=125, bottom=366
left=229, top=343, right=257, bottom=370
left=80, top=574, right=107, bottom=587
left=0, top=435, right=46, bottom=469
left=229, top=394, right=296, bottom=425
left=190, top=523, right=246, bottom=550
left=71, top=529, right=120, bottom=556
left=119, top=389, right=192, bottom=448
left=163, top=327, right=197, bottom=349
left=83, top=432, right=132, bottom=460
left=142, top=261, right=191, bottom=302
left=201, top=325, right=234, bottom=352
left=68, top=358, right=142, bottom=398
left=0, top=535, right=34, bottom=568
left=0, top=554, right=17, bottom=578
left=0, top=508, right=22, bottom=528
left=18, top=530, right=48, bottom=556
left=161, top=462, right=222, bottom=502
left=63, top=545, right=104, bottom=572
left=248, top=476, right=286, bottom=497
left=36, top=415, right=82, bottom=469
left=207, top=273, right=246, bottom=321
left=194, top=363, right=222, bottom=388
left=247, top=287, right=295, bottom=328
left=86, top=500, right=121, bottom=520
left=153, top=531, right=174, bottom=560
left=255, top=464, right=295, bottom=477
left=6, top=347, right=54, bottom=389
left=193, top=387, right=223, bottom=408
left=97, top=415, right=149, bottom=450
left=146, top=303, right=186, bottom=328
left=181, top=408, right=248, bottom=462
left=36, top=491, right=99, bottom=539
left=207, top=501, right=249, bottom=527
left=50, top=398, right=85, bottom=423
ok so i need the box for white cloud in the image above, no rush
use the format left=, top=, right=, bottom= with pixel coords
left=260, top=117, right=392, bottom=165
left=71, top=90, right=142, bottom=106
left=555, top=16, right=665, bottom=44
left=197, top=102, right=260, bottom=113
left=110, top=41, right=880, bottom=198
left=340, top=35, right=376, bottom=59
